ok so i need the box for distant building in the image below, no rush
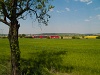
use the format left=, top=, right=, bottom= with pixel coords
left=32, top=35, right=60, bottom=39
left=49, top=35, right=60, bottom=39
left=32, top=35, right=48, bottom=39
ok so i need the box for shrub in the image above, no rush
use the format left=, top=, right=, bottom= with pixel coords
left=96, top=36, right=100, bottom=39
left=47, top=36, right=50, bottom=39
left=72, top=36, right=80, bottom=39
left=61, top=36, right=63, bottom=39
left=25, top=36, right=32, bottom=38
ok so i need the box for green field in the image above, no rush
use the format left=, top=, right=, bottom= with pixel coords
left=0, top=38, right=100, bottom=75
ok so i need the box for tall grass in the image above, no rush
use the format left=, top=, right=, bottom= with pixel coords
left=0, top=38, right=100, bottom=75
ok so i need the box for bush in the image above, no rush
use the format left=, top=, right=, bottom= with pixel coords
left=72, top=36, right=80, bottom=39
left=96, top=36, right=100, bottom=39
left=47, top=36, right=50, bottom=39
left=19, top=34, right=26, bottom=38
left=25, top=36, right=32, bottom=38
left=61, top=36, right=63, bottom=39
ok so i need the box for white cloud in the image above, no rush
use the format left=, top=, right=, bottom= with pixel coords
left=65, top=7, right=70, bottom=11
left=76, top=0, right=93, bottom=5
left=80, top=0, right=91, bottom=2
left=97, top=15, right=100, bottom=20
left=87, top=1, right=92, bottom=5
left=74, top=0, right=93, bottom=3
left=85, top=15, right=100, bottom=22
left=89, top=16, right=92, bottom=19
left=57, top=10, right=60, bottom=13
left=56, top=10, right=65, bottom=13
left=84, top=16, right=93, bottom=22
left=74, top=0, right=78, bottom=1
left=85, top=19, right=90, bottom=22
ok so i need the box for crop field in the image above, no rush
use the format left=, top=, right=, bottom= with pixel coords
left=84, top=36, right=98, bottom=39
left=0, top=38, right=100, bottom=75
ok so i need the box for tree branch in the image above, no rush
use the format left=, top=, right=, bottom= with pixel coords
left=0, top=19, right=10, bottom=26
left=0, top=1, right=11, bottom=20
left=16, top=0, right=30, bottom=18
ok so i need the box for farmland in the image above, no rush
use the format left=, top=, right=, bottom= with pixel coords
left=0, top=38, right=100, bottom=75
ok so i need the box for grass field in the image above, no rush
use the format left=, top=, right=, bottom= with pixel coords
left=0, top=38, right=100, bottom=75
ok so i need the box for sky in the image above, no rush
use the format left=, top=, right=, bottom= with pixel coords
left=0, top=0, right=100, bottom=34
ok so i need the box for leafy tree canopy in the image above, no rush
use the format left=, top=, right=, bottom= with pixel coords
left=0, top=0, right=54, bottom=26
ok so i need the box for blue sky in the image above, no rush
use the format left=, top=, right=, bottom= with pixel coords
left=0, top=0, right=100, bottom=34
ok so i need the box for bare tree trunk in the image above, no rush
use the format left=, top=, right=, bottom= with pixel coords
left=8, top=21, right=21, bottom=75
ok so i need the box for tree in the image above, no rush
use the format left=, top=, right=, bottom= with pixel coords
left=96, top=36, right=100, bottom=39
left=61, top=36, right=63, bottom=39
left=0, top=0, right=54, bottom=75
left=19, top=34, right=26, bottom=38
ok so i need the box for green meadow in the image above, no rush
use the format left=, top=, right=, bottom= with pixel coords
left=0, top=38, right=100, bottom=75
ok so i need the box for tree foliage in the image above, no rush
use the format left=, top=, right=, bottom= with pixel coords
left=96, top=36, right=100, bottom=39
left=0, top=0, right=54, bottom=25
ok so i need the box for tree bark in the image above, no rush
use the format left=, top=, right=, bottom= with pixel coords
left=8, top=21, right=21, bottom=75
